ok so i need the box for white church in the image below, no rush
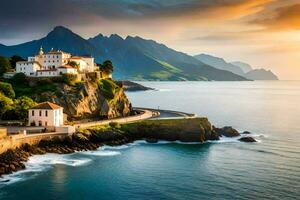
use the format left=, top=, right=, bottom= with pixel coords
left=16, top=47, right=96, bottom=77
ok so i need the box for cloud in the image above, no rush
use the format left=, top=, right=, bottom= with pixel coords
left=250, top=3, right=300, bottom=30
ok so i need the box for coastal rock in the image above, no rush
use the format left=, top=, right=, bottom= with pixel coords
left=0, top=118, right=243, bottom=177
left=242, top=131, right=251, bottom=134
left=55, top=80, right=132, bottom=119
left=29, top=79, right=132, bottom=120
left=214, top=126, right=240, bottom=137
left=239, top=137, right=257, bottom=143
left=146, top=138, right=158, bottom=143
left=117, top=81, right=154, bottom=91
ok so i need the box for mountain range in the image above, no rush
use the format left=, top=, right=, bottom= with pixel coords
left=0, top=26, right=278, bottom=81
left=194, top=54, right=278, bottom=80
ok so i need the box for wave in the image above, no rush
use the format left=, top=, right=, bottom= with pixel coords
left=0, top=133, right=265, bottom=186
left=79, top=150, right=120, bottom=157
left=0, top=153, right=92, bottom=186
left=158, top=89, right=173, bottom=92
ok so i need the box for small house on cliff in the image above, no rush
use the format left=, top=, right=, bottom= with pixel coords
left=28, top=102, right=64, bottom=127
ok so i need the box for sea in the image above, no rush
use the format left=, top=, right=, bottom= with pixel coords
left=0, top=81, right=299, bottom=200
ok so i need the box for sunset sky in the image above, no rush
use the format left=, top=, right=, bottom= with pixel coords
left=0, top=0, right=299, bottom=80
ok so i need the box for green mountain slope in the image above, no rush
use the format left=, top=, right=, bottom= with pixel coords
left=0, top=26, right=248, bottom=81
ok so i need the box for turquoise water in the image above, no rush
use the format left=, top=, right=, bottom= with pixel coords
left=0, top=81, right=300, bottom=200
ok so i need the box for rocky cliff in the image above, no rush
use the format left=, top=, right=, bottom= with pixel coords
left=29, top=78, right=132, bottom=120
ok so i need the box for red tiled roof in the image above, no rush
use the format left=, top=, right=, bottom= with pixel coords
left=31, top=102, right=62, bottom=110
left=70, top=56, right=82, bottom=59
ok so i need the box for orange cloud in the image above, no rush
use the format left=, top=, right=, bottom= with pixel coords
left=250, top=4, right=300, bottom=30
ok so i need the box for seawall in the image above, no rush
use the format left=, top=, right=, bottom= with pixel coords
left=0, top=109, right=155, bottom=154
left=0, top=132, right=71, bottom=154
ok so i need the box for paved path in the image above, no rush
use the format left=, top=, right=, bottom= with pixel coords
left=74, top=108, right=156, bottom=129
left=134, top=107, right=196, bottom=119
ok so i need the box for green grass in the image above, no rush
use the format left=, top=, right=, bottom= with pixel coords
left=150, top=70, right=173, bottom=80
left=154, top=59, right=182, bottom=73
left=97, top=79, right=120, bottom=99
left=12, top=82, right=57, bottom=99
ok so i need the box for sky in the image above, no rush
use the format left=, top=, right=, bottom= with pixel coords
left=0, top=0, right=299, bottom=80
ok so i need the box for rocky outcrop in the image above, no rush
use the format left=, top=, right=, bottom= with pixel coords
left=213, top=126, right=240, bottom=137
left=40, top=79, right=132, bottom=120
left=239, top=137, right=257, bottom=143
left=0, top=118, right=251, bottom=177
left=117, top=81, right=154, bottom=91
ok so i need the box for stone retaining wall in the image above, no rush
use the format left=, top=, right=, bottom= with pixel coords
left=0, top=109, right=155, bottom=154
left=0, top=132, right=71, bottom=154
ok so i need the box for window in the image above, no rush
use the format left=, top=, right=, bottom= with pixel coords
left=45, top=122, right=48, bottom=126
left=45, top=111, right=48, bottom=117
left=39, top=110, right=42, bottom=116
left=32, top=110, right=34, bottom=116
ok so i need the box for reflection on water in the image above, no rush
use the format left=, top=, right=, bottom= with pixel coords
left=0, top=81, right=299, bottom=200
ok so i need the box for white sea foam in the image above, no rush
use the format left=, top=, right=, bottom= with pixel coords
left=80, top=150, right=121, bottom=156
left=158, top=88, right=173, bottom=92
left=0, top=153, right=91, bottom=185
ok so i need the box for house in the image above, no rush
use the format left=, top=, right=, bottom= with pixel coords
left=15, top=47, right=97, bottom=77
left=28, top=102, right=64, bottom=127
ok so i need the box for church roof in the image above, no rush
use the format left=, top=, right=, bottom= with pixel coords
left=31, top=102, right=62, bottom=110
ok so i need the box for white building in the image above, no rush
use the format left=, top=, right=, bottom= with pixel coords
left=16, top=47, right=96, bottom=77
left=28, top=102, right=64, bottom=127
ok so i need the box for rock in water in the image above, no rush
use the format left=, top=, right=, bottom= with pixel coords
left=239, top=137, right=257, bottom=143
left=214, top=126, right=240, bottom=137
left=242, top=131, right=251, bottom=134
left=145, top=138, right=158, bottom=143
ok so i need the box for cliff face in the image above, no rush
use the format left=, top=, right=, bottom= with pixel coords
left=41, top=79, right=132, bottom=119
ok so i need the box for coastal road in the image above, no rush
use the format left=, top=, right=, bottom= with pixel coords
left=134, top=107, right=196, bottom=119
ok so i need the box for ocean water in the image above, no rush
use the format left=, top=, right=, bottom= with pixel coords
left=0, top=81, right=299, bottom=200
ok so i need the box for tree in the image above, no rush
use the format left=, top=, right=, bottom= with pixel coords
left=0, top=56, right=12, bottom=75
left=101, top=60, right=114, bottom=73
left=67, top=61, right=79, bottom=69
left=12, top=73, right=27, bottom=84
left=62, top=73, right=78, bottom=86
left=0, top=82, right=15, bottom=99
left=0, top=93, right=13, bottom=119
left=13, top=96, right=36, bottom=119
left=10, top=55, right=25, bottom=69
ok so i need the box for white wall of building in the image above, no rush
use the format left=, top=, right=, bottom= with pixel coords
left=16, top=49, right=96, bottom=77
left=58, top=67, right=77, bottom=75
left=16, top=62, right=41, bottom=76
left=28, top=108, right=64, bottom=127
left=36, top=70, right=59, bottom=77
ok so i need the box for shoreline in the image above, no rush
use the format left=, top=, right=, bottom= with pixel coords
left=0, top=117, right=255, bottom=180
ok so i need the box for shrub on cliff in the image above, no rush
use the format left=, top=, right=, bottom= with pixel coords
left=0, top=56, right=12, bottom=75
left=0, top=82, right=15, bottom=99
left=13, top=96, right=36, bottom=119
left=9, top=55, right=25, bottom=69
left=0, top=93, right=13, bottom=119
left=97, top=79, right=120, bottom=99
left=100, top=60, right=114, bottom=74
left=12, top=73, right=27, bottom=84
left=62, top=73, right=78, bottom=86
